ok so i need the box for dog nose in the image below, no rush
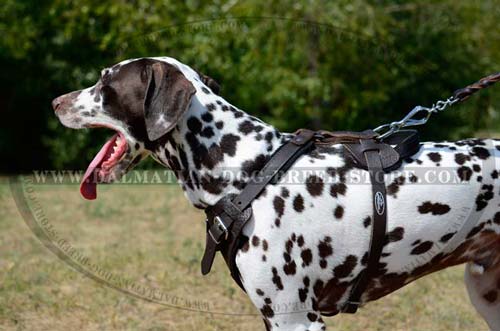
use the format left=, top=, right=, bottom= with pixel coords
left=52, top=96, right=63, bottom=112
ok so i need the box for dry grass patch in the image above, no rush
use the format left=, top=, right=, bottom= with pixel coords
left=0, top=179, right=488, bottom=330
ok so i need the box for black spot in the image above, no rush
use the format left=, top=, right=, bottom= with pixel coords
left=467, top=223, right=485, bottom=239
left=206, top=103, right=216, bottom=111
left=201, top=86, right=211, bottom=94
left=262, top=240, right=269, bottom=251
left=283, top=260, right=296, bottom=275
left=298, top=288, right=308, bottom=303
left=307, top=312, right=318, bottom=322
left=494, top=212, right=500, bottom=225
left=200, top=174, right=228, bottom=194
left=457, top=166, right=473, bottom=181
left=363, top=216, right=371, bottom=228
left=411, top=241, right=433, bottom=255
left=252, top=235, right=260, bottom=247
left=260, top=304, right=274, bottom=318
left=200, top=126, right=214, bottom=138
left=242, top=154, right=269, bottom=177
left=306, top=175, right=324, bottom=196
left=418, top=201, right=451, bottom=215
left=472, top=146, right=490, bottom=160
left=491, top=170, right=498, bottom=179
left=330, top=183, right=347, bottom=198
left=281, top=187, right=290, bottom=198
left=440, top=232, right=456, bottom=243
left=215, top=121, right=224, bottom=129
left=454, top=153, right=470, bottom=165
left=238, top=120, right=257, bottom=135
left=313, top=279, right=324, bottom=298
left=219, top=134, right=240, bottom=157
left=168, top=155, right=182, bottom=172
left=301, top=249, right=313, bottom=266
left=240, top=237, right=250, bottom=252
left=256, top=289, right=264, bottom=296
left=185, top=132, right=223, bottom=170
left=297, top=235, right=304, bottom=247
left=285, top=239, right=293, bottom=254
left=334, top=205, right=344, bottom=219
left=387, top=176, right=406, bottom=198
left=273, top=196, right=285, bottom=217
left=476, top=184, right=494, bottom=211
left=427, top=152, right=442, bottom=164
left=334, top=255, right=358, bottom=278
left=265, top=131, right=274, bottom=143
left=293, top=194, right=305, bottom=212
left=201, top=112, right=213, bottom=122
left=473, top=164, right=482, bottom=172
left=384, top=227, right=405, bottom=244
left=271, top=267, right=284, bottom=290
left=483, top=290, right=497, bottom=303
left=187, top=117, right=203, bottom=134
left=178, top=147, right=189, bottom=169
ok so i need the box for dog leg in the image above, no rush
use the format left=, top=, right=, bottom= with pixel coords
left=465, top=261, right=500, bottom=331
left=259, top=308, right=326, bottom=331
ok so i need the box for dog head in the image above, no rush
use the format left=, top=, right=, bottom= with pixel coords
left=52, top=57, right=219, bottom=200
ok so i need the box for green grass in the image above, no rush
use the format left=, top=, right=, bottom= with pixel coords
left=0, top=178, right=488, bottom=331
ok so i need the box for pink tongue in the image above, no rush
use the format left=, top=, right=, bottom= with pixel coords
left=80, top=134, right=118, bottom=200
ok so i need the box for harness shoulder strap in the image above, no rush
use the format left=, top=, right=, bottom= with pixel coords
left=201, top=129, right=316, bottom=282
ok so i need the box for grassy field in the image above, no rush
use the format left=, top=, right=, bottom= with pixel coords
left=0, top=177, right=489, bottom=331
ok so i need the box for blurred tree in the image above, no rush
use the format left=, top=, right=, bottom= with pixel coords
left=1, top=0, right=498, bottom=172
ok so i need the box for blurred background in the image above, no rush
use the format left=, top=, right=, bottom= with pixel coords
left=1, top=0, right=499, bottom=173
left=1, top=1, right=499, bottom=330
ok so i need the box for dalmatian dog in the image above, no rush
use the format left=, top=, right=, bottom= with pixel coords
left=52, top=57, right=500, bottom=331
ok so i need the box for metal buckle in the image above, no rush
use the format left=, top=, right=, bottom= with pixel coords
left=207, top=215, right=228, bottom=244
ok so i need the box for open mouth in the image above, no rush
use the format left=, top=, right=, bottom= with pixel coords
left=80, top=131, right=128, bottom=200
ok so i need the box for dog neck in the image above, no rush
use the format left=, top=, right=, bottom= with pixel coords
left=151, top=92, right=285, bottom=209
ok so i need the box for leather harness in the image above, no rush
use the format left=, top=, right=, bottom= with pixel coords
left=201, top=129, right=421, bottom=314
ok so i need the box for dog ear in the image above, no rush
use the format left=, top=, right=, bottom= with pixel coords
left=143, top=62, right=196, bottom=141
left=194, top=69, right=220, bottom=95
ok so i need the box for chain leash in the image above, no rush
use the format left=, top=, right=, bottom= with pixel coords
left=373, top=72, right=500, bottom=139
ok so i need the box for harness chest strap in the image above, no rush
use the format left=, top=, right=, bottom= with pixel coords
left=201, top=129, right=420, bottom=314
